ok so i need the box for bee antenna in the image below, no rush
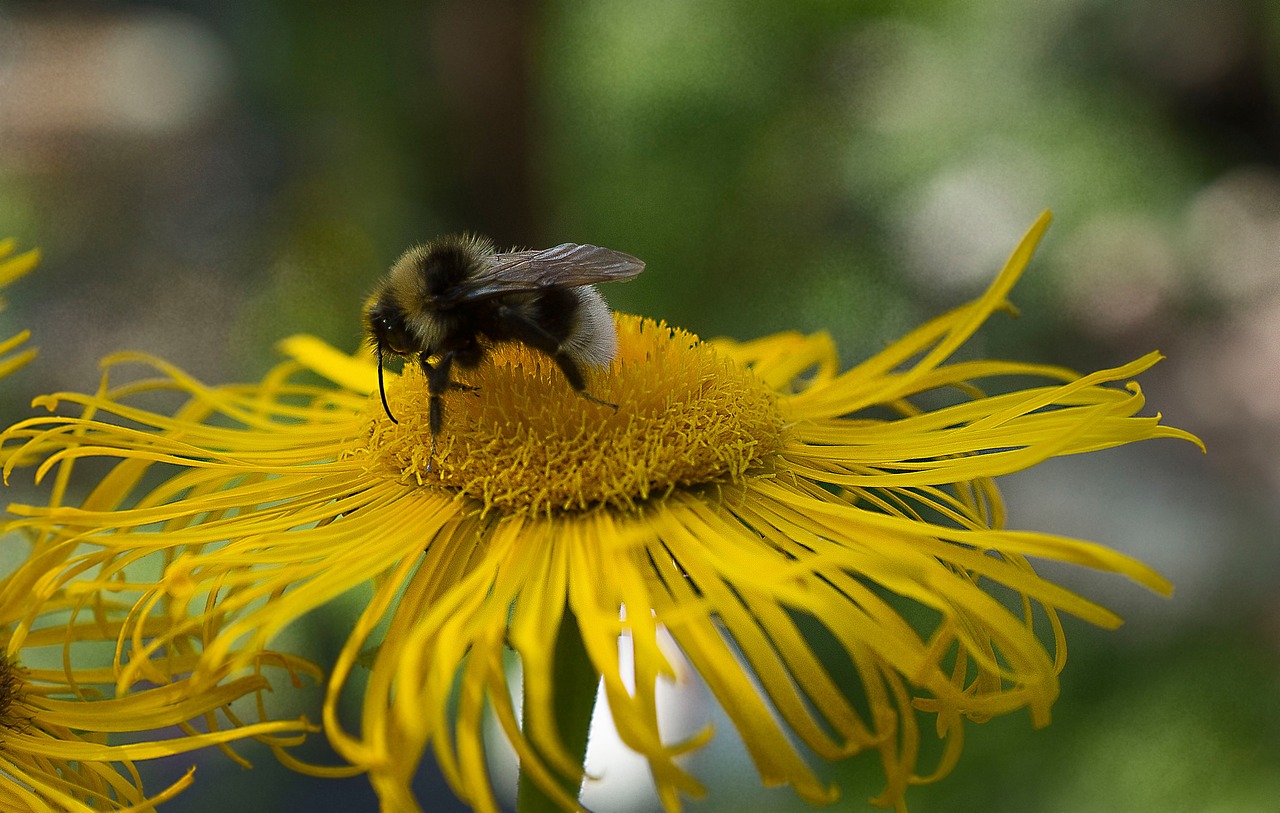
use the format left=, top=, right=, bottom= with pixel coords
left=377, top=344, right=399, bottom=424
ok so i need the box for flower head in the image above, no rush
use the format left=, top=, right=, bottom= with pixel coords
left=0, top=485, right=316, bottom=812
left=0, top=240, right=316, bottom=810
left=1, top=213, right=1201, bottom=811
left=0, top=598, right=314, bottom=813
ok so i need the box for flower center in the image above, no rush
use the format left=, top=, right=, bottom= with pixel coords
left=363, top=314, right=785, bottom=515
left=0, top=655, right=24, bottom=733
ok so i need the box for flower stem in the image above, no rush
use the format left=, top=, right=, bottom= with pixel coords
left=515, top=608, right=598, bottom=813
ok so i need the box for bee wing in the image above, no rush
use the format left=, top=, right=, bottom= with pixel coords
left=455, top=243, right=645, bottom=301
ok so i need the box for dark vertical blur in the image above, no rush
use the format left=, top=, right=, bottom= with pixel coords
left=425, top=0, right=542, bottom=243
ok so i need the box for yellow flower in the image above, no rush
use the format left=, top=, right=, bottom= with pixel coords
left=0, top=213, right=1201, bottom=812
left=0, top=238, right=318, bottom=811
left=0, top=530, right=317, bottom=812
left=0, top=444, right=319, bottom=811
left=0, top=605, right=314, bottom=813
left=0, top=238, right=39, bottom=378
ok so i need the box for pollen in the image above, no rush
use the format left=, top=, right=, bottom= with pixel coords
left=362, top=314, right=785, bottom=515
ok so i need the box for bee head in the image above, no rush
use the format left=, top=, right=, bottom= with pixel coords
left=364, top=295, right=418, bottom=425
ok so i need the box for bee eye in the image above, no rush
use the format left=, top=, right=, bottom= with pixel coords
left=379, top=316, right=413, bottom=355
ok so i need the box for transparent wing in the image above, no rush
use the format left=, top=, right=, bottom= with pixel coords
left=443, top=243, right=645, bottom=302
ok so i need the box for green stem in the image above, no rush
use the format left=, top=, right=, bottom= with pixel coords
left=515, top=608, right=598, bottom=813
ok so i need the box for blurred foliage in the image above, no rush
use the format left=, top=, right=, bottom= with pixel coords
left=2, top=0, right=1278, bottom=811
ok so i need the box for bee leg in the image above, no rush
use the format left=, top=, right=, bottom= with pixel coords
left=579, top=390, right=619, bottom=410
left=553, top=353, right=618, bottom=410
left=448, top=342, right=482, bottom=395
left=418, top=353, right=452, bottom=434
left=497, top=306, right=619, bottom=410
left=419, top=351, right=458, bottom=470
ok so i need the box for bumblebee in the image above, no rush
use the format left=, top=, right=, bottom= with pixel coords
left=363, top=233, right=645, bottom=459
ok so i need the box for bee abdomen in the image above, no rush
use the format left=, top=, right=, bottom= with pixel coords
left=559, top=286, right=617, bottom=367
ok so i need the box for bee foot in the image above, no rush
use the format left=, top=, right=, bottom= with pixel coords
left=581, top=392, right=619, bottom=411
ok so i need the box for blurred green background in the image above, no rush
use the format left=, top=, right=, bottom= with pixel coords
left=1, top=1, right=1277, bottom=811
